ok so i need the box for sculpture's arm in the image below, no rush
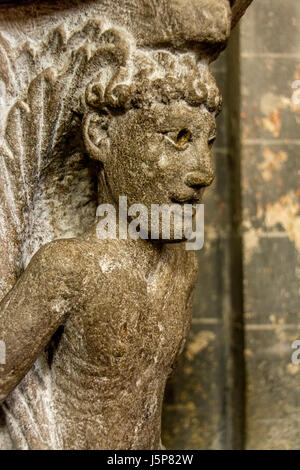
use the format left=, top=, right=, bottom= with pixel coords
left=0, top=241, right=81, bottom=402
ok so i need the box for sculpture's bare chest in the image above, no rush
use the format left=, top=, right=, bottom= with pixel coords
left=50, top=244, right=198, bottom=449
left=65, top=245, right=197, bottom=374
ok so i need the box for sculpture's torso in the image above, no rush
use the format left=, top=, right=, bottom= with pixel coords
left=4, top=234, right=198, bottom=450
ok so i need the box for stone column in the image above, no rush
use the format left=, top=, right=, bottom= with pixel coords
left=0, top=0, right=254, bottom=450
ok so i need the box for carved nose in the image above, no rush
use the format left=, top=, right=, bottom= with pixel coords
left=184, top=170, right=214, bottom=189
left=185, top=143, right=215, bottom=189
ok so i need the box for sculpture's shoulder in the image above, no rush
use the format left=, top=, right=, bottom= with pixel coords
left=27, top=238, right=92, bottom=301
left=33, top=236, right=124, bottom=287
left=24, top=237, right=105, bottom=314
left=32, top=238, right=86, bottom=274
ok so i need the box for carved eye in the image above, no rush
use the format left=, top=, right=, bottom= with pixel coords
left=176, top=128, right=192, bottom=148
left=160, top=128, right=192, bottom=149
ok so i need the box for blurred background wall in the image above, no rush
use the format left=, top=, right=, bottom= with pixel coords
left=162, top=0, right=300, bottom=450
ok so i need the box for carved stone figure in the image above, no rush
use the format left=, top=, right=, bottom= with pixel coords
left=0, top=0, right=253, bottom=450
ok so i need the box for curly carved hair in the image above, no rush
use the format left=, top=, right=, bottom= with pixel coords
left=83, top=27, right=222, bottom=115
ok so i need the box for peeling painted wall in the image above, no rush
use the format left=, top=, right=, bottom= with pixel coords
left=162, top=0, right=300, bottom=450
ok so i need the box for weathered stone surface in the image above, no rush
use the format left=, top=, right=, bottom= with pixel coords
left=0, top=0, right=253, bottom=450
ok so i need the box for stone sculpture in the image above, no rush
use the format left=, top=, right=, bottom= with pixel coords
left=0, top=0, right=253, bottom=449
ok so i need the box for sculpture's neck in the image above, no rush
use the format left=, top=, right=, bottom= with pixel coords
left=86, top=170, right=189, bottom=266
left=88, top=170, right=162, bottom=254
left=90, top=170, right=191, bottom=265
left=97, top=170, right=115, bottom=207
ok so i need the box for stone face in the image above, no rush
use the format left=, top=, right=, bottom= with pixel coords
left=0, top=0, right=253, bottom=449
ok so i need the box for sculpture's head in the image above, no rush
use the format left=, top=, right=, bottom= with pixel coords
left=82, top=29, right=221, bottom=224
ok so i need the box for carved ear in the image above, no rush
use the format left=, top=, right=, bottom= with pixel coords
left=83, top=111, right=111, bottom=162
left=230, top=0, right=254, bottom=29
